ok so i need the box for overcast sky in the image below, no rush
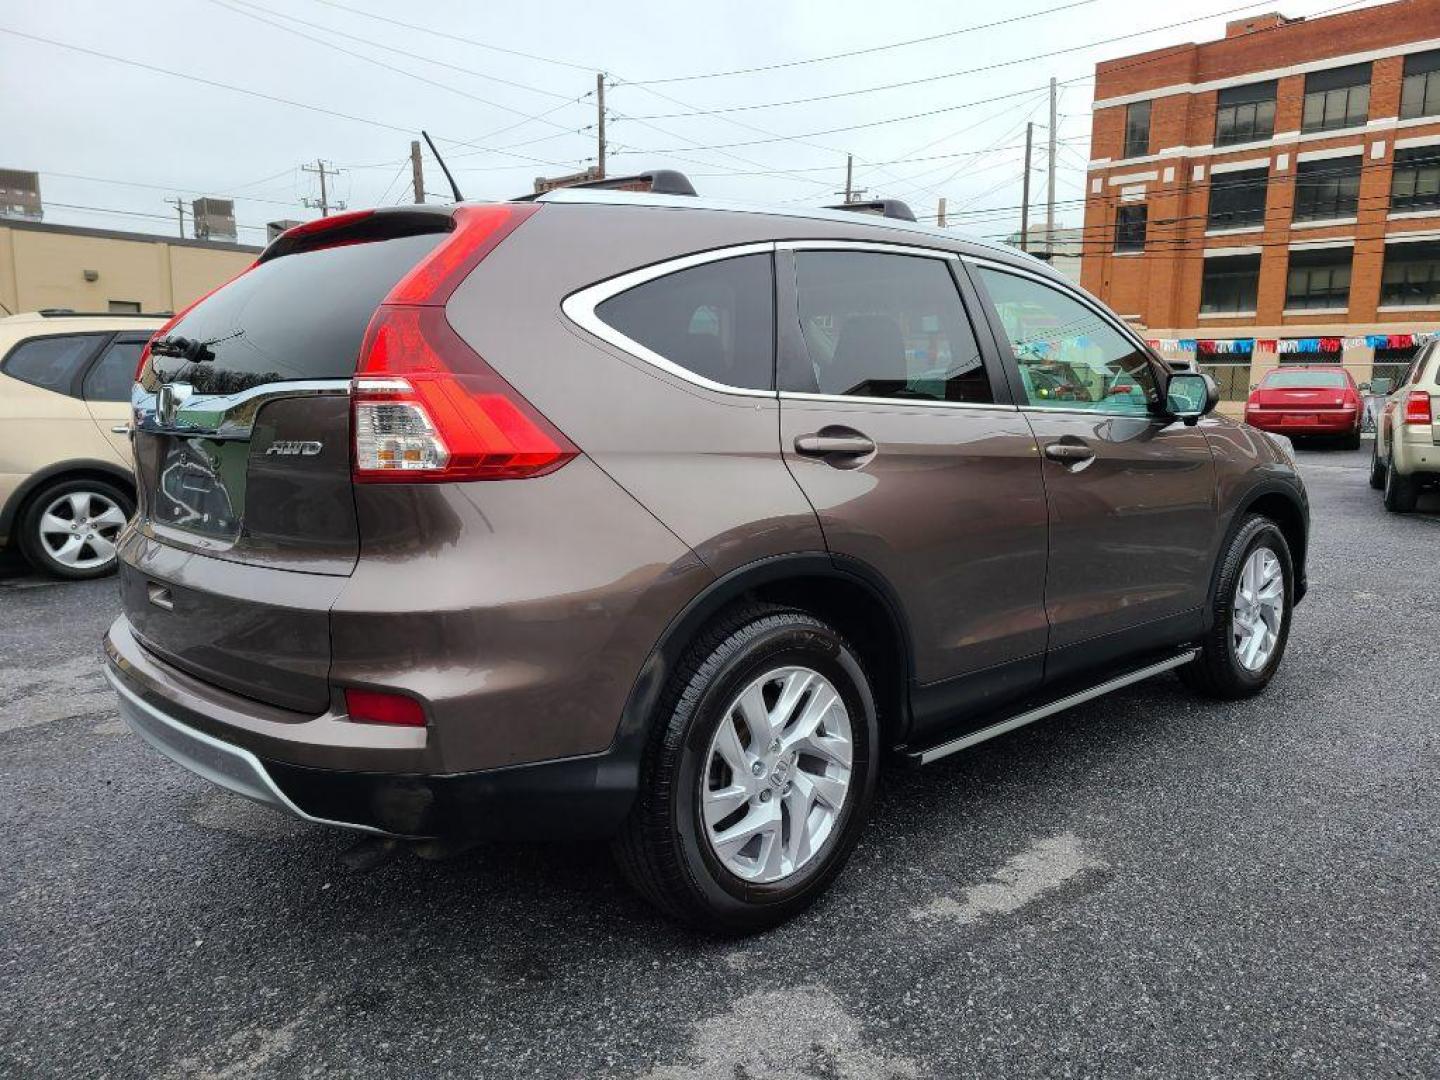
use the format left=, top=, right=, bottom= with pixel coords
left=0, top=0, right=1381, bottom=246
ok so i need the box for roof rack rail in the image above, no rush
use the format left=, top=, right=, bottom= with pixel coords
left=823, top=199, right=917, bottom=223
left=519, top=169, right=698, bottom=201
left=36, top=308, right=170, bottom=318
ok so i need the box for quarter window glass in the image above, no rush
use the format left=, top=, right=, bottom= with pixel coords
left=1, top=334, right=100, bottom=395
left=83, top=338, right=145, bottom=402
left=792, top=251, right=992, bottom=404
left=595, top=253, right=774, bottom=390
left=975, top=267, right=1157, bottom=415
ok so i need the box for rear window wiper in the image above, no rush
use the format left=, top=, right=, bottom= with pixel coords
left=149, top=329, right=244, bottom=365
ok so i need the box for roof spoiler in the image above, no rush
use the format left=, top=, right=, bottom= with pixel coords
left=518, top=169, right=698, bottom=201
left=823, top=199, right=917, bottom=223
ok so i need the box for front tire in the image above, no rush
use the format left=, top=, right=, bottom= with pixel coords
left=1181, top=515, right=1293, bottom=699
left=17, top=478, right=132, bottom=580
left=613, top=605, right=878, bottom=934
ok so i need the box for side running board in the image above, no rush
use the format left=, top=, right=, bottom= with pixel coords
left=906, top=649, right=1200, bottom=766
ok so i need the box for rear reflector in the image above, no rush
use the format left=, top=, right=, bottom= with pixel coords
left=344, top=688, right=426, bottom=727
left=1404, top=390, right=1433, bottom=425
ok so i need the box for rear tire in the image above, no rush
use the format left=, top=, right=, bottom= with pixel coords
left=1383, top=460, right=1419, bottom=513
left=1180, top=515, right=1293, bottom=700
left=613, top=604, right=878, bottom=934
left=16, top=478, right=133, bottom=580
left=1341, top=429, right=1362, bottom=452
left=1369, top=437, right=1387, bottom=490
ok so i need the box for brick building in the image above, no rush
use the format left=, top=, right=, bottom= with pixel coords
left=1081, top=1, right=1440, bottom=403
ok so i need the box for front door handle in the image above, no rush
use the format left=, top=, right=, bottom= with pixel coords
left=794, top=431, right=877, bottom=457
left=1043, top=442, right=1096, bottom=464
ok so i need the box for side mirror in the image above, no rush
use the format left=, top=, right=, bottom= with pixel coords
left=1166, top=371, right=1219, bottom=425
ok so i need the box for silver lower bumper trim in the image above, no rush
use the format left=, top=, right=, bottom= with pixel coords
left=106, top=667, right=390, bottom=835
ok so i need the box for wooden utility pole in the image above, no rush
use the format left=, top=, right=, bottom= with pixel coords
left=937, top=197, right=947, bottom=228
left=410, top=140, right=425, bottom=204
left=164, top=196, right=187, bottom=239
left=1020, top=122, right=1033, bottom=252
left=1046, top=76, right=1058, bottom=252
left=596, top=73, right=607, bottom=179
left=845, top=154, right=853, bottom=202
left=301, top=159, right=344, bottom=217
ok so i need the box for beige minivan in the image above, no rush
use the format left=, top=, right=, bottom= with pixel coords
left=0, top=310, right=163, bottom=577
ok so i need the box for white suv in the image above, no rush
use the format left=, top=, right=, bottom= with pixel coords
left=1371, top=341, right=1440, bottom=513
left=0, top=311, right=163, bottom=577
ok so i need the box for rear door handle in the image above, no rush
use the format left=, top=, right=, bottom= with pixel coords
left=1043, top=443, right=1096, bottom=464
left=794, top=432, right=877, bottom=457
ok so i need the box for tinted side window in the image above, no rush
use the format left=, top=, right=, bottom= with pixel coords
left=595, top=253, right=774, bottom=390
left=1, top=334, right=103, bottom=396
left=975, top=267, right=1158, bottom=415
left=84, top=338, right=145, bottom=402
left=792, top=251, right=991, bottom=404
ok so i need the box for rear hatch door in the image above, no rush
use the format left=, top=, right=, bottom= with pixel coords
left=125, top=210, right=452, bottom=711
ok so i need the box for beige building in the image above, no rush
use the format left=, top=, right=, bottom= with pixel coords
left=0, top=219, right=259, bottom=318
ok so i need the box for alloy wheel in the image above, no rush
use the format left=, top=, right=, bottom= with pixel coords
left=1231, top=546, right=1284, bottom=672
left=700, top=665, right=854, bottom=884
left=37, top=490, right=127, bottom=572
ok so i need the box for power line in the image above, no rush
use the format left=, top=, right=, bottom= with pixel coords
left=44, top=199, right=268, bottom=235
left=622, top=0, right=1102, bottom=85
left=37, top=170, right=301, bottom=209
left=620, top=0, right=1288, bottom=118
left=0, top=26, right=578, bottom=169
left=299, top=0, right=597, bottom=72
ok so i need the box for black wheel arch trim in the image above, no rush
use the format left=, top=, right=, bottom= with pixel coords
left=1210, top=476, right=1310, bottom=616
left=0, top=458, right=135, bottom=544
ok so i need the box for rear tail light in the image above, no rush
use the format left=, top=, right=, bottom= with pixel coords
left=1404, top=390, right=1433, bottom=425
left=352, top=204, right=575, bottom=482
left=344, top=688, right=426, bottom=727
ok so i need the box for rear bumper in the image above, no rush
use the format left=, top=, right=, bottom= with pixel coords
left=1245, top=410, right=1359, bottom=435
left=106, top=615, right=642, bottom=839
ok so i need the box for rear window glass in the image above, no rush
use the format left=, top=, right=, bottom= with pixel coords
left=2, top=333, right=104, bottom=396
left=145, top=233, right=445, bottom=393
left=594, top=254, right=774, bottom=391
left=1263, top=370, right=1346, bottom=388
left=84, top=338, right=145, bottom=402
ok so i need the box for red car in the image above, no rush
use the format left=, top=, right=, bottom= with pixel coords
left=1244, top=366, right=1364, bottom=449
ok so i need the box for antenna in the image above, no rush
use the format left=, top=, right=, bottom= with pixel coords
left=421, top=130, right=464, bottom=203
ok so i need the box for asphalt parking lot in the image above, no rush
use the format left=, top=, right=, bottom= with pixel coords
left=2, top=445, right=1437, bottom=1080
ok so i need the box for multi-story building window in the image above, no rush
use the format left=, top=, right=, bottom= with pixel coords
left=1115, top=204, right=1147, bottom=251
left=1207, top=168, right=1269, bottom=230
left=1401, top=49, right=1440, bottom=120
left=1285, top=247, right=1353, bottom=310
left=1390, top=145, right=1440, bottom=212
left=1294, top=156, right=1362, bottom=221
left=1301, top=63, right=1371, bottom=132
left=1214, top=81, right=1277, bottom=146
left=1381, top=241, right=1440, bottom=306
left=1123, top=100, right=1151, bottom=158
left=1200, top=254, right=1261, bottom=314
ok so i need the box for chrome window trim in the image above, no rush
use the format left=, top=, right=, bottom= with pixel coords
left=561, top=242, right=779, bottom=399
left=131, top=378, right=353, bottom=440
left=780, top=391, right=1019, bottom=413
left=779, top=239, right=960, bottom=260
left=963, top=255, right=1168, bottom=418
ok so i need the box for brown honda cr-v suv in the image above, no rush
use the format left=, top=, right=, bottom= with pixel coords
left=105, top=175, right=1309, bottom=932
